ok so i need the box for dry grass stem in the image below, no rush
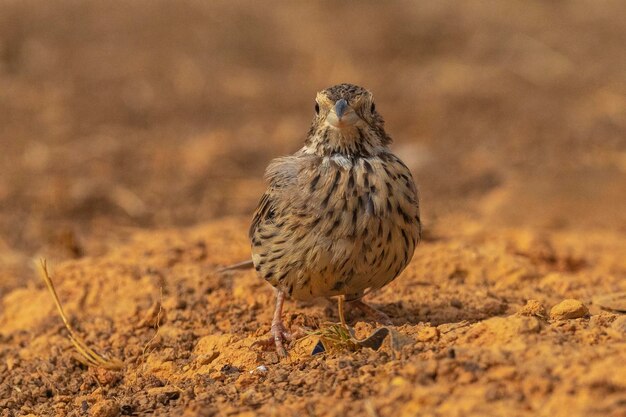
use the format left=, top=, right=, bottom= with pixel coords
left=142, top=286, right=164, bottom=360
left=37, top=259, right=124, bottom=370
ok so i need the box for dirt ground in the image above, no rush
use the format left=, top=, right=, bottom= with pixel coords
left=1, top=1, right=625, bottom=416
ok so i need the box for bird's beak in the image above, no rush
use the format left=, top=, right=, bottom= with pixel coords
left=334, top=99, right=349, bottom=120
left=326, top=98, right=358, bottom=129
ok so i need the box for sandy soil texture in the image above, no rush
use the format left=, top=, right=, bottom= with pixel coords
left=1, top=1, right=625, bottom=416
left=1, top=218, right=625, bottom=416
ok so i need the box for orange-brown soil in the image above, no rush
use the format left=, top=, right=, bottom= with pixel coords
left=1, top=1, right=626, bottom=416
left=1, top=217, right=625, bottom=416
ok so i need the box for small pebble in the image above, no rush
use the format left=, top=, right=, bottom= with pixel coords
left=251, top=365, right=268, bottom=374
left=550, top=299, right=588, bottom=320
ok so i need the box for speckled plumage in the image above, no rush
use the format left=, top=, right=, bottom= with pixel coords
left=250, top=84, right=421, bottom=301
left=248, top=83, right=421, bottom=356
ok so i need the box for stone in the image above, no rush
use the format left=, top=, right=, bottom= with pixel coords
left=550, top=299, right=588, bottom=320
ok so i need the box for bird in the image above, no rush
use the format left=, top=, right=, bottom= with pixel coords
left=241, top=83, right=421, bottom=356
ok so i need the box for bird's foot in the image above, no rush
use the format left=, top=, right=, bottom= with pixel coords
left=270, top=320, right=292, bottom=358
left=253, top=322, right=304, bottom=358
left=349, top=299, right=393, bottom=325
left=252, top=289, right=300, bottom=358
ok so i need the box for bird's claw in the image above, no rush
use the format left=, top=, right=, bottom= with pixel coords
left=271, top=321, right=292, bottom=358
left=253, top=322, right=293, bottom=358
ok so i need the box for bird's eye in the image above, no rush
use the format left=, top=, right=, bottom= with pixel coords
left=315, top=103, right=320, bottom=114
left=370, top=102, right=376, bottom=113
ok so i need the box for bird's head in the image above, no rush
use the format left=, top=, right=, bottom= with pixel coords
left=305, top=83, right=391, bottom=156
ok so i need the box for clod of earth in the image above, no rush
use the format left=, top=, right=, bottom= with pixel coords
left=549, top=299, right=589, bottom=320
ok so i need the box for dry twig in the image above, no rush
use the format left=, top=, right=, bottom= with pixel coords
left=38, top=259, right=124, bottom=370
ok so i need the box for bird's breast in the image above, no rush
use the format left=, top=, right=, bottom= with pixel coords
left=252, top=151, right=420, bottom=301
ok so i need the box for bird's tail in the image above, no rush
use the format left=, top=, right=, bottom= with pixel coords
left=217, top=259, right=254, bottom=273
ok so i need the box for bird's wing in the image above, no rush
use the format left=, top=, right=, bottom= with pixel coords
left=249, top=190, right=275, bottom=238
left=249, top=153, right=319, bottom=238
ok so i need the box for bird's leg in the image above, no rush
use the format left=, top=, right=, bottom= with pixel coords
left=349, top=299, right=392, bottom=325
left=270, top=289, right=291, bottom=357
left=253, top=290, right=305, bottom=357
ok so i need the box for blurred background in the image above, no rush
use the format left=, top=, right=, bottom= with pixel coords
left=1, top=0, right=625, bottom=294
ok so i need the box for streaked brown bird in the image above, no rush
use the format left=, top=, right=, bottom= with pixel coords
left=242, top=83, right=421, bottom=356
